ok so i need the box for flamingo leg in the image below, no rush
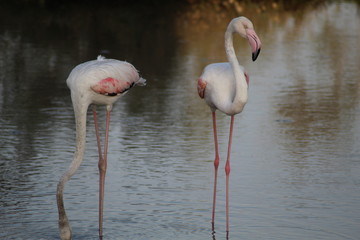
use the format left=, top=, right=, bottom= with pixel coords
left=93, top=106, right=111, bottom=238
left=211, top=111, right=220, bottom=231
left=225, top=116, right=234, bottom=236
left=93, top=106, right=103, bottom=164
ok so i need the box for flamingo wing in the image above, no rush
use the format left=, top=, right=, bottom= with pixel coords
left=197, top=78, right=207, bottom=99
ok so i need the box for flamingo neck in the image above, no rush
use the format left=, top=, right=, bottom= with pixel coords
left=224, top=25, right=248, bottom=113
left=56, top=100, right=89, bottom=240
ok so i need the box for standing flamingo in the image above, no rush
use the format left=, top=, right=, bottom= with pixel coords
left=56, top=55, right=146, bottom=240
left=197, top=16, right=261, bottom=236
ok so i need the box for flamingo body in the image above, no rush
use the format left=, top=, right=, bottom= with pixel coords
left=67, top=55, right=145, bottom=108
left=198, top=62, right=247, bottom=115
left=57, top=55, right=145, bottom=240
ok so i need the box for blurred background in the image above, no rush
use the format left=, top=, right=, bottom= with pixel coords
left=0, top=0, right=359, bottom=239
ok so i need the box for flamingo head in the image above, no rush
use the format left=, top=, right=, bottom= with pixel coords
left=232, top=17, right=262, bottom=61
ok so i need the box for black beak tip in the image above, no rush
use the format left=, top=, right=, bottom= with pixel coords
left=252, top=48, right=261, bottom=61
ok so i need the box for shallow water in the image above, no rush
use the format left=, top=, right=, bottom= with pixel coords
left=0, top=2, right=360, bottom=239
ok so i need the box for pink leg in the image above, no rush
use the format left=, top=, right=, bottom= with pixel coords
left=211, top=112, right=220, bottom=231
left=100, top=110, right=111, bottom=238
left=225, top=116, right=235, bottom=236
left=93, top=107, right=111, bottom=238
left=93, top=107, right=103, bottom=162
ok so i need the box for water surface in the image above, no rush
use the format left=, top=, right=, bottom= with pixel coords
left=0, top=2, right=359, bottom=239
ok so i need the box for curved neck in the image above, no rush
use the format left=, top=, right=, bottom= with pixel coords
left=224, top=25, right=248, bottom=111
left=56, top=100, right=88, bottom=240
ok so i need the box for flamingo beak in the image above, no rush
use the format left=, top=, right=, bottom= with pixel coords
left=252, top=48, right=261, bottom=61
left=246, top=29, right=261, bottom=61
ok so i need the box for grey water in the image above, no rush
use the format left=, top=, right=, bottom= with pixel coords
left=0, top=1, right=360, bottom=239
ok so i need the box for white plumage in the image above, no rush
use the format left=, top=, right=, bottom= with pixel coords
left=66, top=55, right=145, bottom=107
left=200, top=62, right=246, bottom=115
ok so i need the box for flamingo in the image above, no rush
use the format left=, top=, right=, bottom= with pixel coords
left=56, top=55, right=146, bottom=240
left=197, top=16, right=261, bottom=236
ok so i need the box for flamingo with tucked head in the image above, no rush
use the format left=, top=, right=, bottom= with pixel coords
left=56, top=55, right=146, bottom=240
left=197, top=16, right=261, bottom=236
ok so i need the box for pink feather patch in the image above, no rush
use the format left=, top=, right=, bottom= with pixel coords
left=197, top=78, right=207, bottom=99
left=91, top=77, right=131, bottom=95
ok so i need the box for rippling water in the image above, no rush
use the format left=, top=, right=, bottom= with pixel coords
left=0, top=2, right=359, bottom=239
